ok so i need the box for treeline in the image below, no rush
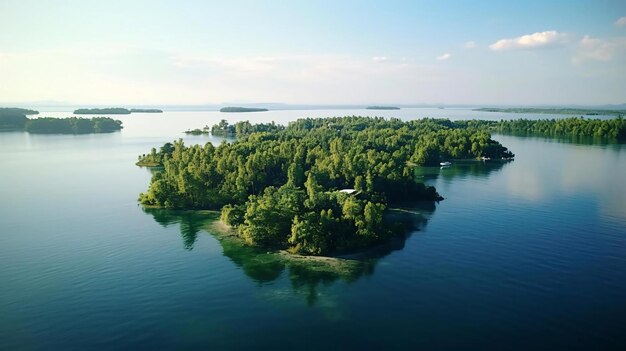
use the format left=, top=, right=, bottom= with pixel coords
left=0, top=108, right=39, bottom=130
left=130, top=108, right=162, bottom=113
left=138, top=116, right=514, bottom=255
left=463, top=117, right=626, bottom=140
left=26, top=117, right=123, bottom=134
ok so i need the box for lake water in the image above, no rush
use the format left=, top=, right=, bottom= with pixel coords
left=1, top=108, right=625, bottom=350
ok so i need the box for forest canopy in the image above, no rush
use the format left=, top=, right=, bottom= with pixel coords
left=366, top=106, right=400, bottom=110
left=138, top=116, right=514, bottom=255
left=25, top=117, right=123, bottom=134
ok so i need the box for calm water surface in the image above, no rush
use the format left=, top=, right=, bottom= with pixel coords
left=1, top=109, right=625, bottom=350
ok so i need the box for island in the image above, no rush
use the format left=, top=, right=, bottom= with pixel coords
left=366, top=106, right=400, bottom=110
left=74, top=108, right=131, bottom=115
left=137, top=116, right=514, bottom=256
left=475, top=107, right=625, bottom=117
left=130, top=108, right=163, bottom=113
left=2, top=108, right=123, bottom=134
left=219, top=107, right=269, bottom=113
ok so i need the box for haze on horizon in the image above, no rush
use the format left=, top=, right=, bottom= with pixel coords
left=1, top=0, right=625, bottom=106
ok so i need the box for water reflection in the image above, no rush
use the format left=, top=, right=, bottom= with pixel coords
left=415, top=159, right=511, bottom=183
left=142, top=206, right=434, bottom=305
left=142, top=208, right=206, bottom=250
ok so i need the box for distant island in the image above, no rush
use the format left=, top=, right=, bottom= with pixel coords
left=2, top=107, right=123, bottom=133
left=138, top=116, right=514, bottom=256
left=26, top=117, right=123, bottom=134
left=220, top=107, right=269, bottom=113
left=366, top=106, right=400, bottom=110
left=475, top=107, right=625, bottom=117
left=74, top=108, right=131, bottom=115
left=130, top=108, right=163, bottom=113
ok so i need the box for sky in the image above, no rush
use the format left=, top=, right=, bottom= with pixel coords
left=1, top=0, right=625, bottom=106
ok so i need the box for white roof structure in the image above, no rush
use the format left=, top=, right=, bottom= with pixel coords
left=339, top=189, right=358, bottom=194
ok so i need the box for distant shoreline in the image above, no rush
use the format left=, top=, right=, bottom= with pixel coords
left=220, top=107, right=269, bottom=113
left=475, top=107, right=625, bottom=116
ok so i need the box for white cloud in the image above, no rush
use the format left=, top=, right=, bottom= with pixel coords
left=489, top=30, right=567, bottom=51
left=464, top=41, right=476, bottom=49
left=616, top=17, right=626, bottom=27
left=436, top=53, right=451, bottom=61
left=371, top=56, right=388, bottom=63
left=572, top=35, right=626, bottom=64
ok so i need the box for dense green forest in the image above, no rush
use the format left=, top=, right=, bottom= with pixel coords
left=220, top=107, right=269, bottom=113
left=475, top=107, right=625, bottom=116
left=130, top=108, right=163, bottom=113
left=138, top=116, right=513, bottom=255
left=74, top=108, right=131, bottom=114
left=366, top=106, right=400, bottom=110
left=461, top=117, right=626, bottom=140
left=0, top=108, right=38, bottom=130
left=25, top=117, right=123, bottom=134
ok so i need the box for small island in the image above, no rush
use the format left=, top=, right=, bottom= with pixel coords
left=475, top=107, right=625, bottom=117
left=366, top=106, right=400, bottom=110
left=2, top=107, right=123, bottom=134
left=130, top=108, right=163, bottom=113
left=219, top=107, right=269, bottom=113
left=74, top=108, right=131, bottom=115
left=138, top=116, right=514, bottom=256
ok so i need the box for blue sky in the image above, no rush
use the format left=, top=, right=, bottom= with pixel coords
left=1, top=0, right=625, bottom=105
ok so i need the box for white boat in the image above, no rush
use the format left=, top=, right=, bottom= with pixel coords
left=440, top=161, right=452, bottom=166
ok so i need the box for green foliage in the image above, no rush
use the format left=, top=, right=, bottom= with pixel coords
left=210, top=119, right=284, bottom=137
left=24, top=117, right=123, bottom=134
left=0, top=108, right=34, bottom=130
left=138, top=116, right=515, bottom=255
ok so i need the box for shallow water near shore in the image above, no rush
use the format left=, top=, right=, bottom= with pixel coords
left=1, top=108, right=625, bottom=350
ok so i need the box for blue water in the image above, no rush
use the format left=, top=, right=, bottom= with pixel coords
left=1, top=109, right=625, bottom=350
